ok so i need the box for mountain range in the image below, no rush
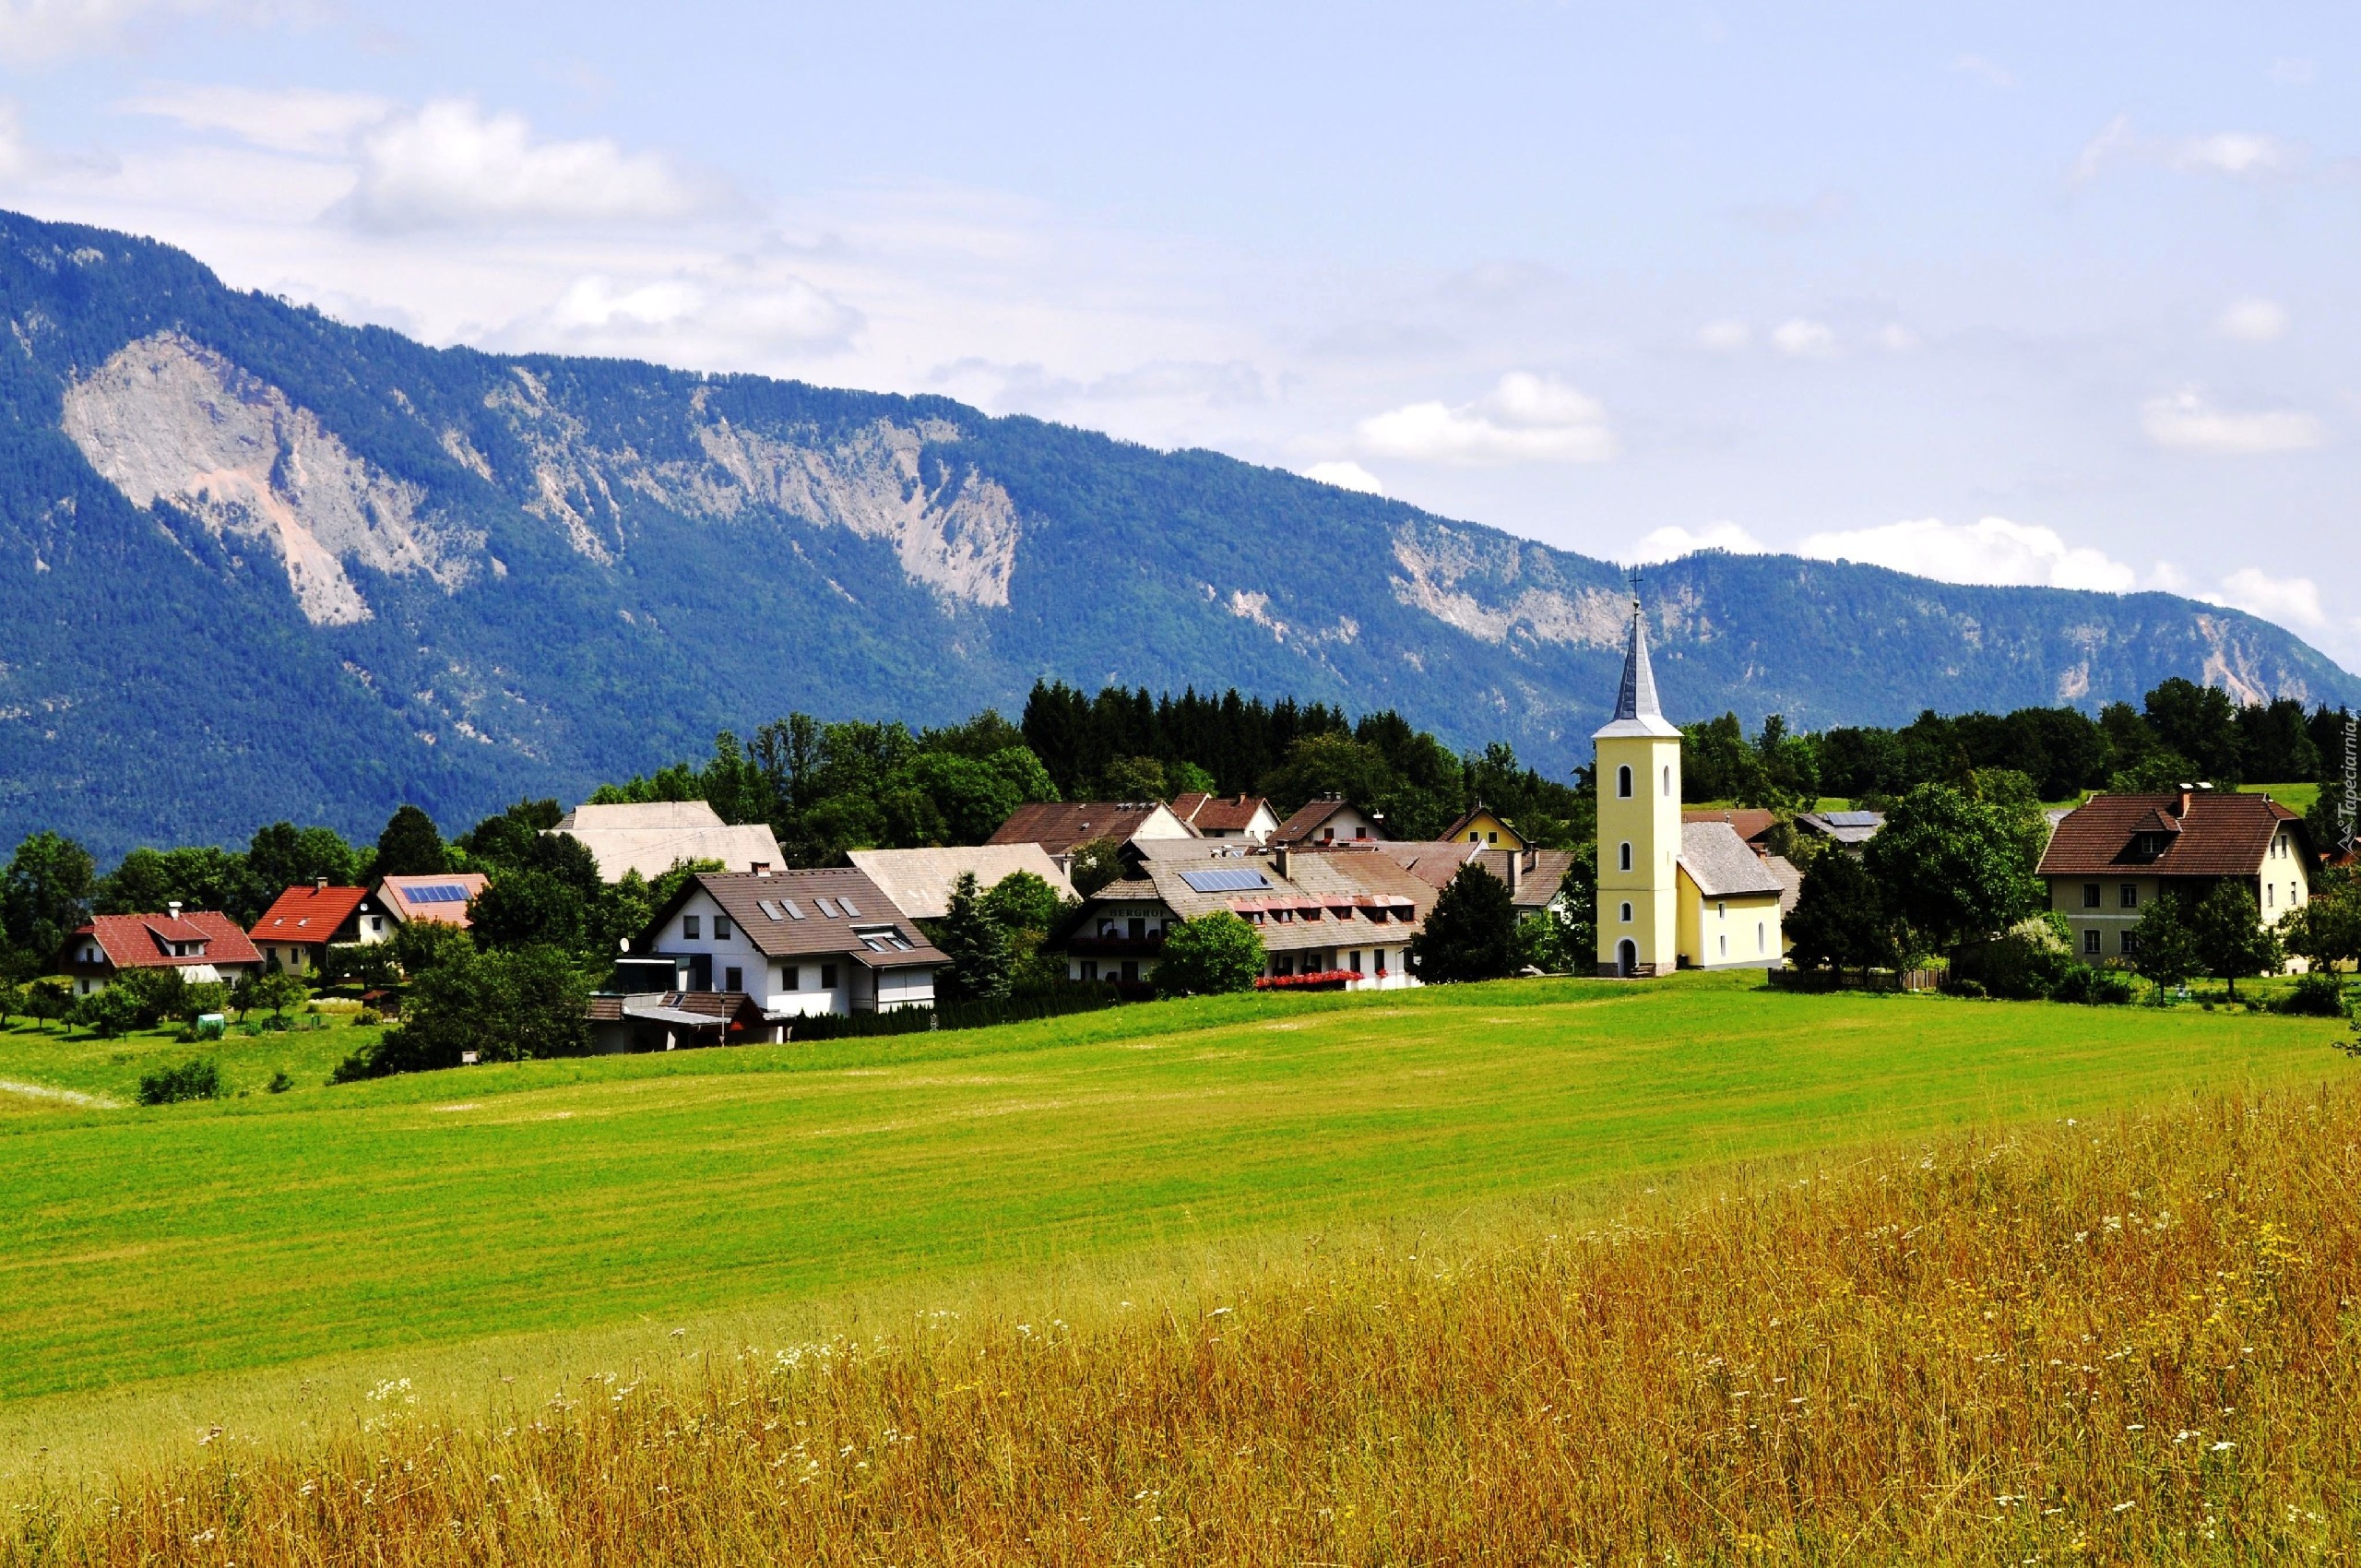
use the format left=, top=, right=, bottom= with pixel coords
left=2, top=208, right=2354, bottom=859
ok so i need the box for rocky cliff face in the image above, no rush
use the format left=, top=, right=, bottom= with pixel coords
left=1, top=206, right=2355, bottom=856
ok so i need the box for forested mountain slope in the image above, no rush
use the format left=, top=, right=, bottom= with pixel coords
left=2, top=208, right=2353, bottom=855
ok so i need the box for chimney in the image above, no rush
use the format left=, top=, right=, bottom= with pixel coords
left=2177, top=784, right=2193, bottom=818
left=1504, top=850, right=1520, bottom=898
left=314, top=876, right=328, bottom=892
left=167, top=900, right=183, bottom=922
left=752, top=861, right=773, bottom=876
left=1272, top=844, right=1289, bottom=880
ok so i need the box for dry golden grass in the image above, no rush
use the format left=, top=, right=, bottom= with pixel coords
left=9, top=1085, right=2359, bottom=1565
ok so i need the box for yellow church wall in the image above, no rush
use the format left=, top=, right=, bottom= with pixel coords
left=1595, top=733, right=1680, bottom=975
left=1676, top=870, right=1784, bottom=969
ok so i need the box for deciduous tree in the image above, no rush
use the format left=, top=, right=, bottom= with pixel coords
left=1152, top=911, right=1265, bottom=997
left=2185, top=882, right=2283, bottom=1002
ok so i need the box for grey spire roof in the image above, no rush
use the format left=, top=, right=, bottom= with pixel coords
left=1594, top=593, right=1680, bottom=740
left=1612, top=598, right=1662, bottom=722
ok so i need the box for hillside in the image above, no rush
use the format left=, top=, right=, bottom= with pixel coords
left=3, top=208, right=2355, bottom=855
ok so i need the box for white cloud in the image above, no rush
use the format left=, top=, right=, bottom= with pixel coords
left=0, top=0, right=296, bottom=63
left=529, top=255, right=861, bottom=355
left=347, top=100, right=726, bottom=230
left=1696, top=318, right=1750, bottom=352
left=1952, top=54, right=2014, bottom=89
left=2172, top=132, right=2295, bottom=178
left=2214, top=297, right=2288, bottom=343
left=120, top=82, right=388, bottom=156
left=1355, top=371, right=1617, bottom=466
left=1301, top=460, right=1384, bottom=495
left=1771, top=317, right=1835, bottom=357
left=0, top=100, right=33, bottom=180
left=2206, top=566, right=2328, bottom=630
left=1626, top=521, right=1766, bottom=564
left=1796, top=517, right=2140, bottom=592
left=2142, top=387, right=2322, bottom=455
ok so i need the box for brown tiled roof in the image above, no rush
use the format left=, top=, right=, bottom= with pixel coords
left=1272, top=796, right=1359, bottom=845
left=1358, top=842, right=1576, bottom=912
left=2038, top=790, right=2301, bottom=878
left=1175, top=793, right=1272, bottom=833
left=1077, top=851, right=1431, bottom=956
left=986, top=801, right=1187, bottom=855
left=378, top=873, right=490, bottom=927
left=251, top=884, right=370, bottom=943
left=75, top=911, right=262, bottom=970
left=655, top=869, right=947, bottom=969
left=1682, top=808, right=1779, bottom=845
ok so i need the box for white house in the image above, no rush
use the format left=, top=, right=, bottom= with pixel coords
left=637, top=867, right=944, bottom=1016
left=550, top=800, right=787, bottom=883
left=1170, top=792, right=1283, bottom=842
left=1272, top=795, right=1388, bottom=847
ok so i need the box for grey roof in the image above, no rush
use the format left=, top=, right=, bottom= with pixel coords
left=1679, top=822, right=1784, bottom=898
left=648, top=869, right=946, bottom=970
left=1798, top=809, right=1884, bottom=846
left=1594, top=597, right=1680, bottom=739
left=1762, top=852, right=1805, bottom=917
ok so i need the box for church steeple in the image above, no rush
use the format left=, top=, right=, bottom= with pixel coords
left=1611, top=584, right=1662, bottom=723
left=1594, top=576, right=1679, bottom=740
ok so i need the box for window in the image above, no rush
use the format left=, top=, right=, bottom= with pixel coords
left=1375, top=948, right=1388, bottom=976
left=1121, top=960, right=1139, bottom=983
left=1128, top=917, right=1146, bottom=940
left=1355, top=826, right=1368, bottom=839
left=2121, top=932, right=2140, bottom=956
left=1619, top=841, right=1632, bottom=873
left=1487, top=831, right=1499, bottom=844
left=1617, top=765, right=1632, bottom=798
left=1349, top=950, right=1363, bottom=973
left=2082, top=884, right=2101, bottom=909
left=1619, top=901, right=1633, bottom=923
left=1757, top=922, right=1765, bottom=954
left=724, top=966, right=742, bottom=992
left=2266, top=883, right=2274, bottom=907
left=782, top=966, right=800, bottom=991
left=2119, top=885, right=2138, bottom=909
left=1079, top=960, right=1098, bottom=981
left=369, top=916, right=383, bottom=934
left=820, top=963, right=838, bottom=989
left=1322, top=828, right=1335, bottom=843
left=1469, top=831, right=1480, bottom=843
left=2083, top=929, right=2101, bottom=956
left=1663, top=765, right=1672, bottom=797
left=1718, top=933, right=1726, bottom=957
left=715, top=915, right=732, bottom=939
left=1716, top=901, right=1726, bottom=918
left=683, top=915, right=701, bottom=939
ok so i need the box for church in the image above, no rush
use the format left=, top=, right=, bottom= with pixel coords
left=1595, top=592, right=1786, bottom=977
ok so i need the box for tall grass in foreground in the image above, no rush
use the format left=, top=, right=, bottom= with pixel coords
left=9, top=1087, right=2359, bottom=1565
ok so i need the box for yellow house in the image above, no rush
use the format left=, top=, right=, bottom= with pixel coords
left=1441, top=804, right=1525, bottom=851
left=1595, top=592, right=1785, bottom=975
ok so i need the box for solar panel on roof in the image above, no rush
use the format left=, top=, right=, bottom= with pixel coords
left=1179, top=867, right=1273, bottom=894
left=1825, top=811, right=1880, bottom=827
left=407, top=883, right=472, bottom=904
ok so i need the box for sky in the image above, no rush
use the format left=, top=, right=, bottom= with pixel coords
left=4, top=1, right=2358, bottom=669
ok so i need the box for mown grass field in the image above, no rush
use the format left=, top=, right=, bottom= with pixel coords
left=2, top=972, right=2347, bottom=1435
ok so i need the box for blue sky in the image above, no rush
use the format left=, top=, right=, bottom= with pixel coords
left=6, top=1, right=2359, bottom=669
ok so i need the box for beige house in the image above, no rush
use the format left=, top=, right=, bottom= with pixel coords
left=1273, top=795, right=1387, bottom=846
left=1171, top=792, right=1282, bottom=842
left=548, top=801, right=785, bottom=883
left=2037, top=786, right=2311, bottom=965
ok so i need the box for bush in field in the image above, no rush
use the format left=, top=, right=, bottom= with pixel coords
left=2272, top=971, right=2349, bottom=1017
left=1951, top=916, right=2075, bottom=1001
left=71, top=985, right=141, bottom=1038
left=1409, top=864, right=1516, bottom=984
left=325, top=942, right=402, bottom=989
left=332, top=944, right=587, bottom=1081
left=1862, top=783, right=2045, bottom=956
left=136, top=1057, right=221, bottom=1104
left=1152, top=911, right=1265, bottom=998
left=1785, top=849, right=1906, bottom=975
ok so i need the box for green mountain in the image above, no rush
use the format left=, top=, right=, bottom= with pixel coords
left=3, top=208, right=2354, bottom=857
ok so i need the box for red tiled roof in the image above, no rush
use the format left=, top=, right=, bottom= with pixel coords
left=986, top=802, right=1180, bottom=855
left=2038, top=790, right=2302, bottom=879
left=250, top=884, right=370, bottom=943
left=75, top=910, right=262, bottom=970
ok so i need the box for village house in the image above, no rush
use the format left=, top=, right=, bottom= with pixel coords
left=638, top=867, right=944, bottom=1016
left=1438, top=804, right=1524, bottom=851
left=587, top=990, right=781, bottom=1052
left=1169, top=791, right=1282, bottom=842
left=2037, top=785, right=2311, bottom=964
left=1595, top=592, right=1786, bottom=975
left=1272, top=794, right=1387, bottom=847
left=374, top=872, right=491, bottom=932
left=1358, top=840, right=1580, bottom=922
left=985, top=800, right=1196, bottom=866
left=1067, top=846, right=1433, bottom=990
left=1797, top=808, right=1885, bottom=849
left=62, top=905, right=263, bottom=995
left=249, top=880, right=378, bottom=974
left=845, top=844, right=1075, bottom=921
left=548, top=800, right=786, bottom=883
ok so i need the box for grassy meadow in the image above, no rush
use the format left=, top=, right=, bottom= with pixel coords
left=1, top=973, right=2350, bottom=1456
left=8, top=1072, right=2358, bottom=1563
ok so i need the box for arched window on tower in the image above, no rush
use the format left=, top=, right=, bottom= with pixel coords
left=1662, top=765, right=1672, bottom=797
left=1619, top=841, right=1632, bottom=873
left=1617, top=765, right=1631, bottom=798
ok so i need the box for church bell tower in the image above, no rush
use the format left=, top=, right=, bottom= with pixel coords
left=1594, top=586, right=1680, bottom=977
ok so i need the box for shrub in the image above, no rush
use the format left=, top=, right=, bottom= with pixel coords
left=2272, top=971, right=2350, bottom=1017
left=2051, top=966, right=2135, bottom=1006
left=267, top=1070, right=294, bottom=1093
left=137, top=1057, right=221, bottom=1105
left=1950, top=917, right=2073, bottom=1001
left=334, top=944, right=587, bottom=1081
left=1152, top=911, right=1266, bottom=998
left=71, top=986, right=142, bottom=1038
left=354, top=1007, right=383, bottom=1027
left=1947, top=978, right=1987, bottom=999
